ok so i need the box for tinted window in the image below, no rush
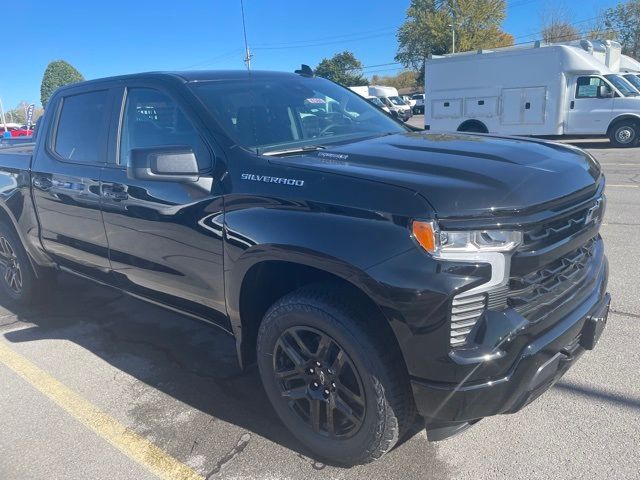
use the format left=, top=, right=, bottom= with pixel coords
left=119, top=88, right=210, bottom=169
left=54, top=90, right=108, bottom=163
left=190, top=76, right=405, bottom=154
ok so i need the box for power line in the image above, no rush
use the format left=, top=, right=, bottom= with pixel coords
left=252, top=25, right=399, bottom=48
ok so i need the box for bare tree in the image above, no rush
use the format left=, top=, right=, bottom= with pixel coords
left=539, top=2, right=580, bottom=43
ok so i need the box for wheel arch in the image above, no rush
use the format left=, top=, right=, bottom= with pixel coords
left=457, top=119, right=489, bottom=133
left=607, top=114, right=640, bottom=135
left=0, top=203, right=47, bottom=278
left=230, top=252, right=405, bottom=372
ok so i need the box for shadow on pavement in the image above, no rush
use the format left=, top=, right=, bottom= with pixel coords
left=1, top=273, right=443, bottom=472
left=554, top=381, right=640, bottom=410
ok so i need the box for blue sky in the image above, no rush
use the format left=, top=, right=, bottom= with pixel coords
left=1, top=0, right=622, bottom=108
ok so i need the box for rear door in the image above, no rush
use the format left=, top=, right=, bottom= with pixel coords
left=565, top=76, right=614, bottom=134
left=100, top=83, right=227, bottom=325
left=31, top=86, right=114, bottom=280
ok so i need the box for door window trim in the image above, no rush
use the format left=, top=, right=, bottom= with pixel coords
left=575, top=76, right=619, bottom=99
left=114, top=85, right=214, bottom=173
left=47, top=88, right=112, bottom=166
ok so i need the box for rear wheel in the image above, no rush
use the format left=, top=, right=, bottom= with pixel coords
left=256, top=285, right=415, bottom=465
left=0, top=223, right=49, bottom=305
left=458, top=121, right=488, bottom=133
left=609, top=120, right=639, bottom=148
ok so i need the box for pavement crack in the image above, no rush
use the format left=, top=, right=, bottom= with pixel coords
left=205, top=432, right=251, bottom=478
left=610, top=308, right=640, bottom=319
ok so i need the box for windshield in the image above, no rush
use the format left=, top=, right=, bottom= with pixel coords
left=623, top=74, right=640, bottom=91
left=604, top=74, right=639, bottom=97
left=367, top=97, right=385, bottom=108
left=389, top=96, right=406, bottom=106
left=190, top=76, right=406, bottom=154
left=412, top=94, right=424, bottom=100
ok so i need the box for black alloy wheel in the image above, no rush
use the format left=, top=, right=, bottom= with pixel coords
left=273, top=326, right=366, bottom=439
left=0, top=235, right=23, bottom=295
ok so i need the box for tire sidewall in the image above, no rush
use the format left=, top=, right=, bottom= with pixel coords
left=611, top=122, right=638, bottom=148
left=0, top=224, right=34, bottom=303
left=257, top=302, right=390, bottom=464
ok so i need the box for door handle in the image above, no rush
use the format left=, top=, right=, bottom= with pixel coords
left=32, top=176, right=52, bottom=190
left=570, top=101, right=575, bottom=109
left=102, top=186, right=128, bottom=201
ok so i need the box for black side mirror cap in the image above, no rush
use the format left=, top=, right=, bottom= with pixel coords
left=128, top=146, right=199, bottom=182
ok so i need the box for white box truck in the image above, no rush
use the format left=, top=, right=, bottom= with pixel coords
left=368, top=85, right=413, bottom=121
left=425, top=43, right=640, bottom=147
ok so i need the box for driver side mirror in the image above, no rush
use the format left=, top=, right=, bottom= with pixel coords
left=128, top=146, right=199, bottom=182
left=597, top=85, right=614, bottom=98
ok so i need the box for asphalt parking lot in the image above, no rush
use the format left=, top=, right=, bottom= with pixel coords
left=1, top=120, right=639, bottom=479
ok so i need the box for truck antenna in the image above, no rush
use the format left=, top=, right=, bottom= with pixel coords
left=240, top=0, right=252, bottom=71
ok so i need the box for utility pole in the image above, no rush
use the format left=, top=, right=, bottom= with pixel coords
left=240, top=0, right=252, bottom=70
left=449, top=23, right=456, bottom=54
left=0, top=98, right=7, bottom=133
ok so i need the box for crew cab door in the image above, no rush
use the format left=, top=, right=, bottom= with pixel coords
left=565, top=76, right=614, bottom=134
left=30, top=87, right=114, bottom=280
left=100, top=85, right=227, bottom=325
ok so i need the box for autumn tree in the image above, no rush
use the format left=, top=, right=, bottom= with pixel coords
left=596, top=0, right=640, bottom=58
left=315, top=51, right=368, bottom=86
left=40, top=60, right=84, bottom=108
left=395, top=0, right=514, bottom=80
left=370, top=71, right=419, bottom=89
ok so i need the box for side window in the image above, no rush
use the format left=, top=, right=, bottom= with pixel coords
left=119, top=88, right=210, bottom=170
left=576, top=77, right=604, bottom=99
left=54, top=90, right=109, bottom=163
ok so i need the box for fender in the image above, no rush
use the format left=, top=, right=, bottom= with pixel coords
left=607, top=113, right=640, bottom=133
left=0, top=168, right=55, bottom=276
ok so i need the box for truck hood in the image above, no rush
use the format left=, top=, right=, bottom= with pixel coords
left=272, top=132, right=601, bottom=217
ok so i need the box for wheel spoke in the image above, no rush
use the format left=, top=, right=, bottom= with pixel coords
left=274, top=367, right=304, bottom=382
left=309, top=399, right=321, bottom=432
left=14, top=269, right=21, bottom=289
left=326, top=396, right=336, bottom=437
left=334, top=397, right=362, bottom=427
left=337, top=380, right=365, bottom=407
left=281, top=386, right=307, bottom=400
left=315, top=334, right=332, bottom=363
left=330, top=349, right=346, bottom=374
left=277, top=336, right=306, bottom=368
left=289, top=329, right=315, bottom=358
left=4, top=268, right=11, bottom=284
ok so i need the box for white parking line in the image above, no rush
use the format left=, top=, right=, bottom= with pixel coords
left=606, top=184, right=639, bottom=188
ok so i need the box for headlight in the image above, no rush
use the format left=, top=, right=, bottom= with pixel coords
left=412, top=221, right=522, bottom=257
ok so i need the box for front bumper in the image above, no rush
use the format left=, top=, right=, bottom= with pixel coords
left=411, top=286, right=610, bottom=423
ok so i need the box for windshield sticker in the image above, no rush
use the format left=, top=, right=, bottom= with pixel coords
left=305, top=97, right=326, bottom=104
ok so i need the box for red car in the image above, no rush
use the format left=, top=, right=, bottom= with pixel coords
left=11, top=126, right=33, bottom=137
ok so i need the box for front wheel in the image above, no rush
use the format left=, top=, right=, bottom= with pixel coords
left=609, top=120, right=639, bottom=148
left=256, top=285, right=415, bottom=465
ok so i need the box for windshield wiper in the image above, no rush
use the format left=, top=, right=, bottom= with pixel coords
left=262, top=145, right=327, bottom=156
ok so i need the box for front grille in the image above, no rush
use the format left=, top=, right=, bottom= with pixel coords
left=508, top=238, right=597, bottom=321
left=450, top=292, right=487, bottom=346
left=523, top=198, right=602, bottom=250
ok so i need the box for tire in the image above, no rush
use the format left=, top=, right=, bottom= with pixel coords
left=609, top=120, right=639, bottom=148
left=0, top=223, right=48, bottom=305
left=458, top=122, right=487, bottom=133
left=256, top=284, right=415, bottom=465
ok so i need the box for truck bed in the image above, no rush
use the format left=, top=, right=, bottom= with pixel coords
left=0, top=143, right=34, bottom=171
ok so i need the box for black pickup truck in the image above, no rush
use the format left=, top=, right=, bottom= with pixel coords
left=0, top=70, right=609, bottom=465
